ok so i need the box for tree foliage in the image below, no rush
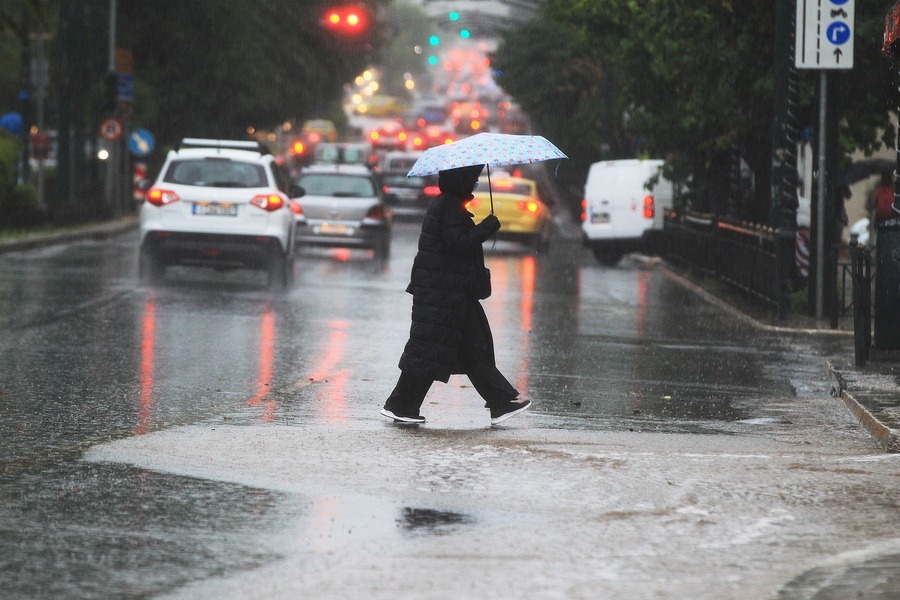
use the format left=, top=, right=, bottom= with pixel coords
left=119, top=0, right=386, bottom=146
left=493, top=0, right=897, bottom=222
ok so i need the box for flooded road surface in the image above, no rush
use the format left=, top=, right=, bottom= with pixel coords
left=1, top=221, right=897, bottom=599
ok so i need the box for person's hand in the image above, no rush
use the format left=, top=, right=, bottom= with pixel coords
left=482, top=214, right=500, bottom=230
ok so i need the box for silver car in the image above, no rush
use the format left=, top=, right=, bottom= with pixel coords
left=292, top=164, right=393, bottom=260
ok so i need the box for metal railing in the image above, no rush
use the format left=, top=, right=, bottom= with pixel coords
left=658, top=212, right=779, bottom=306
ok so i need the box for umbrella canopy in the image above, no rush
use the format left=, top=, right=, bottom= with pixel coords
left=406, top=132, right=567, bottom=177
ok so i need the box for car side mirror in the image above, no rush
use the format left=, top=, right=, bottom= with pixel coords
left=290, top=184, right=305, bottom=198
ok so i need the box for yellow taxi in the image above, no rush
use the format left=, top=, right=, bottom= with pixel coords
left=300, top=119, right=338, bottom=143
left=465, top=174, right=552, bottom=252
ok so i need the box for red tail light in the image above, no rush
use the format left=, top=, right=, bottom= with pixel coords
left=146, top=187, right=179, bottom=206
left=517, top=200, right=539, bottom=213
left=643, top=195, right=654, bottom=219
left=581, top=198, right=588, bottom=222
left=465, top=198, right=480, bottom=210
left=250, top=193, right=287, bottom=212
left=423, top=185, right=441, bottom=197
left=289, top=199, right=303, bottom=216
left=365, top=204, right=387, bottom=220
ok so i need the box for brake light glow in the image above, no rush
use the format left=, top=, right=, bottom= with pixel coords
left=465, top=198, right=480, bottom=210
left=581, top=199, right=587, bottom=222
left=423, top=185, right=441, bottom=197
left=250, top=193, right=286, bottom=212
left=517, top=200, right=539, bottom=213
left=643, top=195, right=654, bottom=219
left=370, top=131, right=380, bottom=141
left=289, top=199, right=303, bottom=216
left=146, top=188, right=179, bottom=206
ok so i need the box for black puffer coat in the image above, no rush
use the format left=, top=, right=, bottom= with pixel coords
left=398, top=174, right=500, bottom=383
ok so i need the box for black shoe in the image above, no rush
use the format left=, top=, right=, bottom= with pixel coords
left=490, top=399, right=532, bottom=425
left=380, top=407, right=426, bottom=424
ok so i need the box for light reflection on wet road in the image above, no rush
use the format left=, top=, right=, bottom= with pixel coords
left=1, top=221, right=895, bottom=599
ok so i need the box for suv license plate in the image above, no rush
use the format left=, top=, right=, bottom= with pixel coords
left=193, top=202, right=237, bottom=216
left=592, top=213, right=610, bottom=224
left=316, top=223, right=353, bottom=235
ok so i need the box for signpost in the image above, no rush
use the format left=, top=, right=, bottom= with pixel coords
left=794, top=0, right=855, bottom=321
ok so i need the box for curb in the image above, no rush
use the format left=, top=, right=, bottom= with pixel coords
left=826, top=360, right=900, bottom=453
left=0, top=217, right=138, bottom=255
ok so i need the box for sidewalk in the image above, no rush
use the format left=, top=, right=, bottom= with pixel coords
left=0, top=217, right=138, bottom=254
left=659, top=264, right=900, bottom=453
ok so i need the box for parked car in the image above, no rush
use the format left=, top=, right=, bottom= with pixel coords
left=465, top=174, right=552, bottom=252
left=138, top=138, right=296, bottom=289
left=581, top=159, right=674, bottom=265
left=291, top=164, right=392, bottom=259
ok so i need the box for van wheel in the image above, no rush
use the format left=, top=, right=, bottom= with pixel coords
left=592, top=248, right=623, bottom=266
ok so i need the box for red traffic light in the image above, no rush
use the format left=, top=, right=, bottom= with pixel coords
left=323, top=5, right=368, bottom=34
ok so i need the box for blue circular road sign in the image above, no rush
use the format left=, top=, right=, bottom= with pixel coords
left=129, top=128, right=155, bottom=157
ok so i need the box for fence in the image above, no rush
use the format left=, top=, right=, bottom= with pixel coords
left=658, top=212, right=779, bottom=307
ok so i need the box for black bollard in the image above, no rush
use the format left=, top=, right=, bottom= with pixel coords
left=874, top=219, right=900, bottom=349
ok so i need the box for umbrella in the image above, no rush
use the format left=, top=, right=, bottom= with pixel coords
left=406, top=132, right=567, bottom=213
left=834, top=159, right=894, bottom=188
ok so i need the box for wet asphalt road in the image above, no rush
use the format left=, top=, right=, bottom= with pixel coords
left=0, top=219, right=898, bottom=599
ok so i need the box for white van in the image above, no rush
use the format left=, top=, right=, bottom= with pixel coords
left=581, top=159, right=674, bottom=265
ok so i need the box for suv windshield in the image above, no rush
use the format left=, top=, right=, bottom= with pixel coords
left=299, top=173, right=375, bottom=197
left=164, top=159, right=268, bottom=188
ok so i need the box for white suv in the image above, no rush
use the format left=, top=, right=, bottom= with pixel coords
left=139, top=139, right=295, bottom=289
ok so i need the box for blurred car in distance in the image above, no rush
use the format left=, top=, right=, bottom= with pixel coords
left=352, top=95, right=406, bottom=118
left=409, top=126, right=457, bottom=151
left=368, top=121, right=408, bottom=151
left=381, top=172, right=440, bottom=218
left=300, top=119, right=338, bottom=143
left=291, top=164, right=392, bottom=260
left=465, top=174, right=551, bottom=253
left=313, top=142, right=376, bottom=169
left=138, top=138, right=295, bottom=289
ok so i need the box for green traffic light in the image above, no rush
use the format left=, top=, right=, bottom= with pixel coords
left=449, top=11, right=459, bottom=21
left=460, top=29, right=470, bottom=39
left=429, top=35, right=440, bottom=46
left=428, top=55, right=438, bottom=66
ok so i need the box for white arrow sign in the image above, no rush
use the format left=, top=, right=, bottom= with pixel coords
left=795, top=0, right=854, bottom=70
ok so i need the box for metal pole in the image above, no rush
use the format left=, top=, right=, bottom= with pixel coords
left=815, top=70, right=827, bottom=320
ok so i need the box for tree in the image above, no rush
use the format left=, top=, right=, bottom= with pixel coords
left=493, top=0, right=897, bottom=223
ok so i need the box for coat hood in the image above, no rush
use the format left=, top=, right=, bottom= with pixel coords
left=438, top=164, right=484, bottom=199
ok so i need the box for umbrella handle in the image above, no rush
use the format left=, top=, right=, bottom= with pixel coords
left=487, top=163, right=494, bottom=214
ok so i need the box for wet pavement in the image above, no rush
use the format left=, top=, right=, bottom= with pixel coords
left=0, top=216, right=898, bottom=599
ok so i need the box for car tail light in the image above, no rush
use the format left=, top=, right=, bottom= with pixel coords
left=643, top=195, right=654, bottom=219
left=250, top=193, right=286, bottom=212
left=518, top=200, right=539, bottom=213
left=423, top=185, right=441, bottom=197
left=308, top=132, right=321, bottom=143
left=581, top=199, right=588, bottom=222
left=465, top=198, right=480, bottom=210
left=289, top=199, right=303, bottom=216
left=365, top=204, right=387, bottom=220
left=146, top=187, right=179, bottom=206
left=412, top=136, right=424, bottom=148
left=398, top=132, right=408, bottom=141
left=370, top=131, right=380, bottom=141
